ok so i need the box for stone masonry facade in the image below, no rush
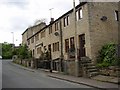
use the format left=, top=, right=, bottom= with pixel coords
left=22, top=2, right=119, bottom=76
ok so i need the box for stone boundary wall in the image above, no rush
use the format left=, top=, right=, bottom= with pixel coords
left=98, top=66, right=120, bottom=77
left=13, top=59, right=33, bottom=68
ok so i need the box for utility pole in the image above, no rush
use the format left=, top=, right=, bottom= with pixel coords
left=11, top=32, right=14, bottom=47
left=73, top=0, right=79, bottom=77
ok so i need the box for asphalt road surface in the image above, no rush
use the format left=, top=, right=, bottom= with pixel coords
left=2, top=60, right=98, bottom=89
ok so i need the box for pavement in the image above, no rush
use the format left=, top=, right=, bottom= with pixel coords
left=12, top=62, right=120, bottom=89
left=46, top=72, right=119, bottom=89
left=92, top=75, right=120, bottom=84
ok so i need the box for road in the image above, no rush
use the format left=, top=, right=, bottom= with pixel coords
left=2, top=60, right=97, bottom=89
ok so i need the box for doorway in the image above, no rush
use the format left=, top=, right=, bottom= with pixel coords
left=79, top=34, right=86, bottom=59
left=48, top=44, right=52, bottom=59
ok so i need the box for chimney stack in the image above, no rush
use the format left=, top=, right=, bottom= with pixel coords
left=50, top=18, right=54, bottom=24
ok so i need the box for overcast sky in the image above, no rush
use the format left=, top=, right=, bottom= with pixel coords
left=0, top=0, right=81, bottom=46
left=0, top=0, right=119, bottom=46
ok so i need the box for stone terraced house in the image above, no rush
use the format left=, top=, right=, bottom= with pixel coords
left=22, top=2, right=119, bottom=77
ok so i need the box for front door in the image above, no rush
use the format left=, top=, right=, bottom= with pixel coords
left=79, top=34, right=86, bottom=59
left=48, top=44, right=52, bottom=69
left=33, top=49, right=35, bottom=58
left=48, top=44, right=52, bottom=59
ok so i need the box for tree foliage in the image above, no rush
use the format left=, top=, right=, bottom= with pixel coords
left=2, top=42, right=13, bottom=59
left=39, top=50, right=51, bottom=60
left=2, top=42, right=32, bottom=60
left=17, top=44, right=32, bottom=59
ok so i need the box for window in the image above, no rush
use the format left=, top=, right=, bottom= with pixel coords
left=57, top=42, right=59, bottom=51
left=44, top=46, right=46, bottom=51
left=35, top=34, right=39, bottom=41
left=28, top=40, right=30, bottom=45
left=55, top=23, right=56, bottom=31
left=65, top=39, right=69, bottom=53
left=55, top=42, right=59, bottom=51
left=53, top=42, right=59, bottom=52
left=63, top=17, right=66, bottom=27
left=63, top=15, right=70, bottom=27
left=37, top=47, right=41, bottom=54
left=55, top=22, right=59, bottom=31
left=76, top=11, right=78, bottom=21
left=76, top=8, right=83, bottom=21
left=70, top=37, right=75, bottom=49
left=31, top=37, right=34, bottom=43
left=53, top=43, right=55, bottom=52
left=55, top=43, right=57, bottom=51
left=115, top=10, right=119, bottom=21
left=41, top=30, right=45, bottom=38
left=67, top=16, right=70, bottom=25
left=49, top=25, right=52, bottom=34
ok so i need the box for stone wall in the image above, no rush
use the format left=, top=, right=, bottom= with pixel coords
left=99, top=66, right=120, bottom=77
left=64, top=60, right=76, bottom=76
left=88, top=2, right=118, bottom=63
left=13, top=59, right=32, bottom=68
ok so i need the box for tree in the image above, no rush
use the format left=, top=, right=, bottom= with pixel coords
left=2, top=42, right=13, bottom=59
left=18, top=44, right=32, bottom=59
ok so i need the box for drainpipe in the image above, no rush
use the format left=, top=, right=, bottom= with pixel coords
left=73, top=0, right=79, bottom=77
left=118, top=2, right=120, bottom=60
left=118, top=1, right=120, bottom=45
left=117, top=1, right=120, bottom=81
left=59, top=20, right=64, bottom=72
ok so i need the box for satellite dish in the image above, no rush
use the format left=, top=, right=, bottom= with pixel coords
left=101, top=16, right=107, bottom=21
left=54, top=32, right=59, bottom=36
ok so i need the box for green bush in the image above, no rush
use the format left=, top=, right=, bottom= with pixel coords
left=97, top=43, right=118, bottom=68
left=96, top=62, right=110, bottom=68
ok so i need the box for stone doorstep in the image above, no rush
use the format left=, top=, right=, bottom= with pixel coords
left=92, top=75, right=120, bottom=84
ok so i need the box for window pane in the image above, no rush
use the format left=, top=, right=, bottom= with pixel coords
left=76, top=11, right=79, bottom=21
left=65, top=39, right=69, bottom=53
left=67, top=16, right=70, bottom=25
left=57, top=42, right=59, bottom=51
left=115, top=10, right=119, bottom=21
left=80, top=9, right=83, bottom=19
left=55, top=23, right=57, bottom=31
left=53, top=43, right=55, bottom=52
left=64, top=17, right=67, bottom=27
left=70, top=37, right=75, bottom=49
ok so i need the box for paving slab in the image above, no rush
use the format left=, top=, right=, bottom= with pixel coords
left=47, top=73, right=119, bottom=89
left=92, top=75, right=120, bottom=84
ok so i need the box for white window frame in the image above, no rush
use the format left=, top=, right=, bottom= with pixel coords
left=115, top=10, right=119, bottom=21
